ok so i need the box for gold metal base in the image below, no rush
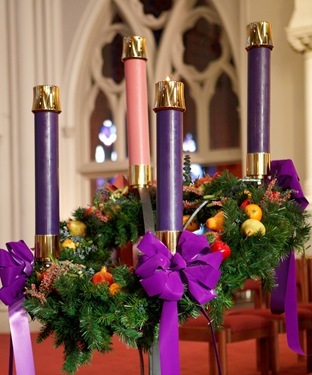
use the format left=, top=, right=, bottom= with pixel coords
left=129, top=165, right=152, bottom=188
left=32, top=85, right=61, bottom=113
left=35, top=234, right=60, bottom=262
left=246, top=21, right=274, bottom=50
left=153, top=80, right=186, bottom=111
left=121, top=36, right=147, bottom=61
left=246, top=152, right=271, bottom=179
left=155, top=230, right=181, bottom=254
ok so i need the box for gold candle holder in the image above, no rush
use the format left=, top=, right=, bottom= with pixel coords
left=246, top=152, right=271, bottom=179
left=246, top=21, right=274, bottom=50
left=32, top=85, right=62, bottom=113
left=35, top=234, right=60, bottom=262
left=128, top=165, right=152, bottom=188
left=153, top=79, right=186, bottom=111
left=155, top=230, right=181, bottom=255
left=121, top=36, right=147, bottom=61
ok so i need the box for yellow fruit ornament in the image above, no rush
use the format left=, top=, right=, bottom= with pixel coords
left=206, top=211, right=224, bottom=231
left=241, top=218, right=266, bottom=236
left=67, top=220, right=87, bottom=237
left=61, top=238, right=76, bottom=250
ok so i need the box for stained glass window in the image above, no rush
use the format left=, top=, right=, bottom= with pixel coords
left=85, top=0, right=241, bottom=197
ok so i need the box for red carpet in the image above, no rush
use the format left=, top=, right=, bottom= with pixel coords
left=0, top=332, right=308, bottom=374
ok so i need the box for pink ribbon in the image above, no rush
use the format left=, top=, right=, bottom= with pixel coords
left=0, top=241, right=36, bottom=375
left=136, top=231, right=222, bottom=375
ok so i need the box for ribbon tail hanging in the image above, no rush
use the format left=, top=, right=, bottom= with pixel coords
left=284, top=252, right=305, bottom=354
left=9, top=299, right=36, bottom=375
left=159, top=301, right=180, bottom=375
left=271, top=252, right=305, bottom=355
left=270, top=159, right=309, bottom=355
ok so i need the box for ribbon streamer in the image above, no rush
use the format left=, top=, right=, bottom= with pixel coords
left=270, top=159, right=309, bottom=355
left=0, top=241, right=36, bottom=375
left=136, top=231, right=222, bottom=375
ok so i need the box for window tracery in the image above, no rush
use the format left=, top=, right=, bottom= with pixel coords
left=85, top=0, right=241, bottom=194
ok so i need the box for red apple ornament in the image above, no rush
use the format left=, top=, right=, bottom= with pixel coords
left=211, top=240, right=231, bottom=260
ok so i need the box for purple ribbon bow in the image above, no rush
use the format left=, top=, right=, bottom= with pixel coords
left=136, top=231, right=222, bottom=375
left=270, top=160, right=309, bottom=355
left=0, top=241, right=36, bottom=375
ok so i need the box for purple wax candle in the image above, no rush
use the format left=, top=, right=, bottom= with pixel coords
left=153, top=80, right=186, bottom=231
left=32, top=85, right=61, bottom=260
left=246, top=22, right=273, bottom=154
left=34, top=111, right=59, bottom=234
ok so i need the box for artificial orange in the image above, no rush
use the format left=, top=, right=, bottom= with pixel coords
left=244, top=204, right=262, bottom=221
left=183, top=215, right=200, bottom=231
left=91, top=266, right=114, bottom=285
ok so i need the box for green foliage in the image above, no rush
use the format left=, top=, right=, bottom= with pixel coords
left=24, top=170, right=311, bottom=374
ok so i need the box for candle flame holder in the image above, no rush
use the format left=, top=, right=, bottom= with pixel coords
left=246, top=21, right=274, bottom=50
left=32, top=85, right=62, bottom=113
left=154, top=80, right=186, bottom=111
left=121, top=36, right=147, bottom=61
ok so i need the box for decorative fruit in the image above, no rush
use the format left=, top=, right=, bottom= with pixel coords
left=109, top=282, right=121, bottom=296
left=240, top=199, right=250, bottom=209
left=206, top=211, right=224, bottom=231
left=240, top=219, right=266, bottom=236
left=85, top=207, right=95, bottom=215
left=91, top=266, right=114, bottom=285
left=61, top=238, right=76, bottom=250
left=244, top=204, right=262, bottom=221
left=67, top=220, right=87, bottom=237
left=211, top=240, right=231, bottom=260
left=183, top=215, right=200, bottom=231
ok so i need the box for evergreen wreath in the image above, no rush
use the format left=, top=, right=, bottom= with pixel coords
left=24, top=158, right=311, bottom=375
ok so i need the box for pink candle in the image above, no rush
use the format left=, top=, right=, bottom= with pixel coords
left=122, top=36, right=151, bottom=187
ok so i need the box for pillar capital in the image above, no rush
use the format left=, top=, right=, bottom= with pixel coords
left=287, top=0, right=312, bottom=52
left=287, top=25, right=312, bottom=53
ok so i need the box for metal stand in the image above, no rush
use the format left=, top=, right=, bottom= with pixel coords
left=138, top=186, right=160, bottom=374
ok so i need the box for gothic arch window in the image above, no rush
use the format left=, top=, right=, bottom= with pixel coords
left=80, top=0, right=241, bottom=196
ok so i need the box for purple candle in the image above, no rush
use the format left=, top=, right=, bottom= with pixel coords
left=246, top=22, right=273, bottom=178
left=246, top=22, right=273, bottom=153
left=153, top=79, right=186, bottom=232
left=32, top=85, right=61, bottom=261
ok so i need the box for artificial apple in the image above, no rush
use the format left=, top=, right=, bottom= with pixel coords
left=211, top=240, right=231, bottom=260
left=240, top=218, right=266, bottom=237
left=244, top=204, right=262, bottom=221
